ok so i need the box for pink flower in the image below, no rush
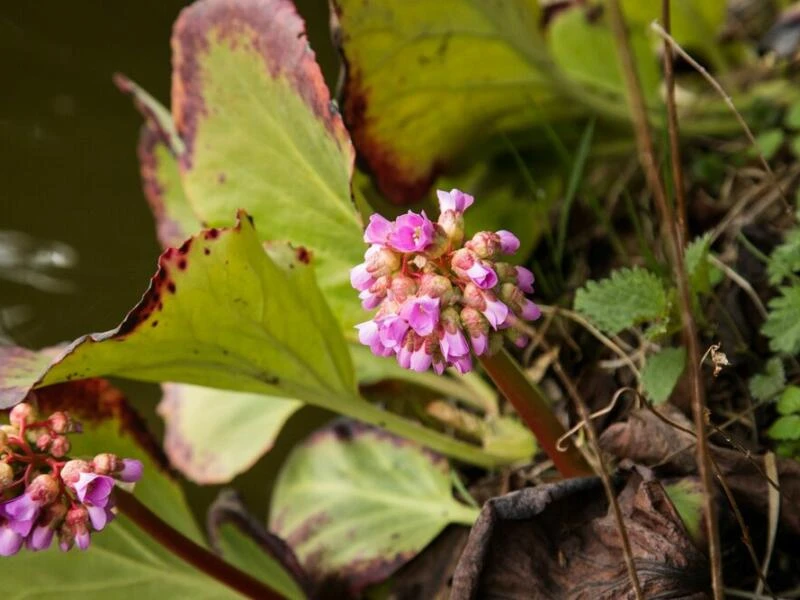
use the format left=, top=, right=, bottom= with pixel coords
left=520, top=298, right=541, bottom=321
left=450, top=354, right=473, bottom=374
left=356, top=321, right=392, bottom=357
left=497, top=230, right=520, bottom=254
left=515, top=266, right=534, bottom=293
left=482, top=297, right=509, bottom=329
left=437, top=189, right=474, bottom=213
left=72, top=473, right=115, bottom=508
left=470, top=332, right=489, bottom=356
left=0, top=521, right=23, bottom=556
left=400, top=296, right=440, bottom=336
left=377, top=314, right=410, bottom=350
left=27, top=523, right=55, bottom=552
left=410, top=346, right=432, bottom=372
left=388, top=211, right=434, bottom=252
left=364, top=214, right=393, bottom=244
left=350, top=263, right=374, bottom=292
left=466, top=261, right=498, bottom=289
left=118, top=459, right=143, bottom=483
left=440, top=328, right=469, bottom=361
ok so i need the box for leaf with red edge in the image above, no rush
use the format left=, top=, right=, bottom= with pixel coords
left=0, top=212, right=356, bottom=410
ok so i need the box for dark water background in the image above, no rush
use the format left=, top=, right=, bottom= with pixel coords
left=1, top=0, right=337, bottom=518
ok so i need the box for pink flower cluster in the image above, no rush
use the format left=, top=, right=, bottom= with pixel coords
left=352, top=189, right=541, bottom=374
left=0, top=403, right=143, bottom=555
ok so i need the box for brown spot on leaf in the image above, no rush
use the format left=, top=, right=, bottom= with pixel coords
left=178, top=259, right=187, bottom=270
left=204, top=247, right=211, bottom=255
left=295, top=246, right=312, bottom=264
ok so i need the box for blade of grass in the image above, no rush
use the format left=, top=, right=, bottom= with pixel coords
left=556, top=118, right=596, bottom=269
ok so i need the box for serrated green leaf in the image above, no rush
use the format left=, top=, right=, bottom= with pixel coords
left=641, top=347, right=687, bottom=404
left=767, top=228, right=800, bottom=285
left=777, top=386, right=800, bottom=415
left=2, top=380, right=298, bottom=599
left=762, top=285, right=800, bottom=355
left=685, top=233, right=713, bottom=294
left=749, top=357, right=786, bottom=401
left=768, top=414, right=800, bottom=440
left=0, top=214, right=355, bottom=410
left=574, top=267, right=669, bottom=335
left=157, top=383, right=302, bottom=484
left=269, top=422, right=478, bottom=593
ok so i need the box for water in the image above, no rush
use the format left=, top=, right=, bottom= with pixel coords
left=2, top=0, right=338, bottom=518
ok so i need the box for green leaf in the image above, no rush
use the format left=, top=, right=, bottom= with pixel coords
left=548, top=9, right=660, bottom=103
left=749, top=357, right=786, bottom=401
left=767, top=228, right=800, bottom=285
left=768, top=414, right=800, bottom=441
left=641, top=347, right=687, bottom=404
left=0, top=213, right=355, bottom=410
left=1, top=380, right=302, bottom=599
left=762, top=285, right=800, bottom=355
left=574, top=267, right=669, bottom=335
left=621, top=0, right=728, bottom=71
left=664, top=479, right=704, bottom=544
left=168, top=0, right=364, bottom=327
left=790, top=135, right=800, bottom=160
left=777, top=386, right=800, bottom=415
left=157, top=383, right=302, bottom=484
left=685, top=233, right=713, bottom=294
left=269, top=421, right=478, bottom=593
left=332, top=0, right=575, bottom=202
left=785, top=101, right=800, bottom=129
left=752, top=129, right=785, bottom=161
left=215, top=523, right=305, bottom=600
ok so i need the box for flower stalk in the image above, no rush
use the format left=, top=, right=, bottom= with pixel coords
left=479, top=349, right=592, bottom=478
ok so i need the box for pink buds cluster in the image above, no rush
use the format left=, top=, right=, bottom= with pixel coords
left=1, top=402, right=143, bottom=555
left=351, top=189, right=541, bottom=374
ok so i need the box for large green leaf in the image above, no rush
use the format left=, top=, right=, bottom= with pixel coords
left=2, top=380, right=302, bottom=600
left=269, top=421, right=478, bottom=593
left=333, top=0, right=576, bottom=202
left=157, top=383, right=302, bottom=484
left=0, top=213, right=355, bottom=409
left=171, top=0, right=363, bottom=327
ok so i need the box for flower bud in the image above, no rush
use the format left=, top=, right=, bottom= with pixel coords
left=0, top=462, right=14, bottom=490
left=92, top=453, right=120, bottom=475
left=27, top=503, right=67, bottom=552
left=425, top=225, right=452, bottom=259
left=418, top=274, right=452, bottom=299
left=48, top=411, right=70, bottom=434
left=437, top=210, right=465, bottom=246
left=365, top=247, right=400, bottom=278
left=466, top=231, right=500, bottom=259
left=27, top=474, right=60, bottom=505
left=60, top=460, right=92, bottom=486
left=0, top=428, right=8, bottom=448
left=461, top=283, right=486, bottom=311
left=499, top=282, right=523, bottom=308
left=494, top=262, right=517, bottom=282
left=390, top=275, right=417, bottom=303
left=62, top=506, right=91, bottom=551
left=49, top=436, right=71, bottom=458
left=450, top=248, right=474, bottom=273
left=35, top=432, right=53, bottom=452
left=9, top=403, right=35, bottom=428
left=504, top=327, right=529, bottom=348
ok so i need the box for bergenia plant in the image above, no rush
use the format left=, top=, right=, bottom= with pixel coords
left=6, top=0, right=791, bottom=596
left=353, top=189, right=539, bottom=374
left=0, top=403, right=142, bottom=555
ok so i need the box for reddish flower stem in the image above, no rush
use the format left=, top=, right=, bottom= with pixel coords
left=115, top=491, right=288, bottom=600
left=479, top=349, right=593, bottom=478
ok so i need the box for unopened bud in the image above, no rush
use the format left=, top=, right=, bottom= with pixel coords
left=504, top=327, right=529, bottom=348
left=92, top=453, right=119, bottom=475
left=9, top=403, right=36, bottom=428
left=0, top=462, right=14, bottom=489
left=365, top=247, right=400, bottom=277
left=460, top=307, right=489, bottom=338
left=466, top=231, right=500, bottom=259
left=440, top=306, right=461, bottom=333
left=60, top=459, right=92, bottom=486
left=49, top=436, right=71, bottom=458
left=461, top=283, right=486, bottom=311
left=64, top=505, right=91, bottom=551
left=499, top=282, right=523, bottom=307
left=48, top=411, right=70, bottom=434
left=450, top=248, right=474, bottom=272
left=418, top=274, right=452, bottom=299
left=437, top=210, right=465, bottom=246
left=424, top=225, right=451, bottom=259
left=28, top=474, right=60, bottom=505
left=390, top=275, right=417, bottom=303
left=494, top=262, right=517, bottom=281
left=35, top=432, right=52, bottom=451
